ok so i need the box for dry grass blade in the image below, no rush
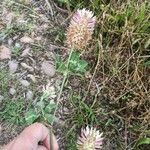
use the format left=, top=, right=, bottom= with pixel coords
left=45, top=0, right=54, bottom=19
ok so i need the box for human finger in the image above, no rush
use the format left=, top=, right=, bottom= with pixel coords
left=20, top=122, right=50, bottom=149
left=37, top=145, right=47, bottom=150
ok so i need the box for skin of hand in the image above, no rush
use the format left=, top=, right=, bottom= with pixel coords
left=3, top=123, right=59, bottom=150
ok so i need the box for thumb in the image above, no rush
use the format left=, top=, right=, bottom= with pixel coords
left=21, top=123, right=50, bottom=149
left=37, top=145, right=48, bottom=150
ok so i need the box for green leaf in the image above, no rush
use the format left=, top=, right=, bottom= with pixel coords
left=36, top=101, right=45, bottom=110
left=44, top=103, right=57, bottom=113
left=144, top=61, right=150, bottom=66
left=55, top=54, right=68, bottom=74
left=55, top=53, right=63, bottom=69
left=44, top=113, right=55, bottom=124
left=42, top=91, right=53, bottom=100
left=55, top=52, right=88, bottom=75
left=25, top=110, right=38, bottom=124
left=69, top=52, right=88, bottom=73
left=76, top=60, right=88, bottom=73
left=70, top=52, right=80, bottom=61
left=135, top=138, right=150, bottom=147
left=57, top=63, right=67, bottom=74
left=138, top=3, right=146, bottom=22
left=57, top=0, right=68, bottom=3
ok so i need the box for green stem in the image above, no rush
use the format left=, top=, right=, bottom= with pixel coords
left=52, top=48, right=74, bottom=125
left=40, top=95, right=45, bottom=120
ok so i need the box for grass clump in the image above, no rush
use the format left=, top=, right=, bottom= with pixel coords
left=0, top=98, right=26, bottom=125
left=0, top=69, right=26, bottom=125
left=68, top=94, right=98, bottom=127
left=0, top=69, right=10, bottom=94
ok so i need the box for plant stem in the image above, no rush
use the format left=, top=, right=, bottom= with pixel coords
left=56, top=73, right=67, bottom=104
left=52, top=48, right=74, bottom=125
left=40, top=94, right=46, bottom=120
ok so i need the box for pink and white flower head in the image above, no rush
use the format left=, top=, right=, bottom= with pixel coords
left=77, top=126, right=103, bottom=150
left=66, top=8, right=96, bottom=50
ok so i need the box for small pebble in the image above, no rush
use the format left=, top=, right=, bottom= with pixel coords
left=9, top=88, right=16, bottom=95
left=8, top=38, right=13, bottom=46
left=8, top=60, right=18, bottom=73
left=63, top=107, right=69, bottom=114
left=20, top=79, right=30, bottom=87
left=26, top=90, right=33, bottom=100
left=27, top=74, right=36, bottom=82
left=0, top=95, right=4, bottom=103
left=15, top=43, right=21, bottom=48
left=21, top=62, right=34, bottom=72
left=41, top=61, right=55, bottom=77
left=0, top=45, right=11, bottom=60
left=21, top=48, right=30, bottom=57
left=20, top=36, right=34, bottom=43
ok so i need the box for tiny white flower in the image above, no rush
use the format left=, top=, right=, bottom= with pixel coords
left=43, top=82, right=56, bottom=99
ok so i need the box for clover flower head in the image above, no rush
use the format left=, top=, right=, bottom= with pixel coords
left=66, top=8, right=96, bottom=50
left=77, top=126, right=103, bottom=150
